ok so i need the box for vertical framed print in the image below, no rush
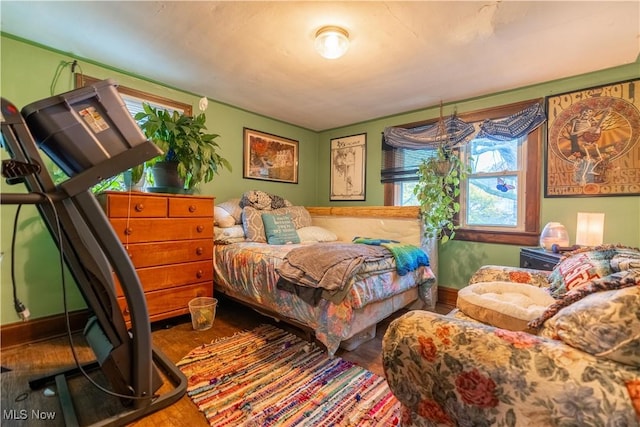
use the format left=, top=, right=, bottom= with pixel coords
left=330, top=133, right=366, bottom=201
left=545, top=79, right=640, bottom=197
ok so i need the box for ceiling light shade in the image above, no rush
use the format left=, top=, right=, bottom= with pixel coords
left=315, top=26, right=349, bottom=59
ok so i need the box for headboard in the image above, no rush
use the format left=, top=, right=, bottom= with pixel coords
left=306, top=206, right=438, bottom=283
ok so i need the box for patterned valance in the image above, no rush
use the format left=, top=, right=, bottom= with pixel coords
left=383, top=102, right=546, bottom=149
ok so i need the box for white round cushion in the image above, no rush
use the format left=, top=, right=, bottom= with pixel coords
left=457, top=281, right=555, bottom=332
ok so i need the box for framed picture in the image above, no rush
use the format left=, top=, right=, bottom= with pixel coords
left=330, top=133, right=367, bottom=201
left=243, top=128, right=298, bottom=184
left=545, top=78, right=640, bottom=197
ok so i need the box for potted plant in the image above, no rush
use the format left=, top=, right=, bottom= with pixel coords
left=134, top=103, right=231, bottom=192
left=414, top=145, right=470, bottom=243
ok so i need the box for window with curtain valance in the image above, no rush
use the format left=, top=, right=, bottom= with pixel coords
left=382, top=99, right=546, bottom=245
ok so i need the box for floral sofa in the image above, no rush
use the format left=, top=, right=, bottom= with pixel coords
left=382, top=245, right=640, bottom=426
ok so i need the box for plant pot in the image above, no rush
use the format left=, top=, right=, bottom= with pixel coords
left=151, top=161, right=185, bottom=190
left=123, top=169, right=146, bottom=191
left=434, top=159, right=453, bottom=176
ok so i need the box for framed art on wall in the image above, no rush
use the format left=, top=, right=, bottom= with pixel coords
left=330, top=133, right=366, bottom=201
left=545, top=78, right=640, bottom=197
left=243, top=128, right=299, bottom=184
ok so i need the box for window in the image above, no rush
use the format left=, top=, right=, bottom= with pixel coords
left=383, top=100, right=543, bottom=246
left=73, top=74, right=192, bottom=192
left=75, top=74, right=191, bottom=116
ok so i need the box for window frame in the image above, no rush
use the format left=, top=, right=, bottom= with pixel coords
left=74, top=74, right=192, bottom=116
left=384, top=99, right=542, bottom=246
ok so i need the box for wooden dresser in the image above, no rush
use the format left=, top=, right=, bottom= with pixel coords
left=98, top=191, right=214, bottom=324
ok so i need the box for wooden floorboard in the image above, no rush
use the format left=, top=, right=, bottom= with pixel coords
left=0, top=298, right=453, bottom=426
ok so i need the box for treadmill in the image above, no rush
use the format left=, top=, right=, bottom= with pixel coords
left=0, top=79, right=187, bottom=426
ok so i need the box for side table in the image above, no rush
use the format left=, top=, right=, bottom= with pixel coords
left=519, top=247, right=562, bottom=271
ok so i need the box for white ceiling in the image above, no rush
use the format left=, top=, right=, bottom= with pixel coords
left=2, top=1, right=639, bottom=131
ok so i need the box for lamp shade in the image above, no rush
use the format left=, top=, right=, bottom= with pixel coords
left=315, top=26, right=349, bottom=59
left=575, top=212, right=605, bottom=246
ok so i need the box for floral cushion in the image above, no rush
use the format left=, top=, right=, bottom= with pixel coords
left=468, top=265, right=551, bottom=288
left=548, top=288, right=640, bottom=366
left=382, top=310, right=640, bottom=427
left=534, top=270, right=640, bottom=366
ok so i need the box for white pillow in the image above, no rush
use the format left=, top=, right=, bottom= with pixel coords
left=217, top=198, right=243, bottom=224
left=214, top=225, right=245, bottom=239
left=214, top=206, right=236, bottom=228
left=296, top=226, right=338, bottom=243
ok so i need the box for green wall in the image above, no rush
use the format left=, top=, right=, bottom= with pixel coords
left=0, top=35, right=318, bottom=323
left=1, top=34, right=638, bottom=324
left=318, top=62, right=640, bottom=289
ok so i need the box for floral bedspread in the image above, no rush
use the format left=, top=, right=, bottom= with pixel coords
left=214, top=242, right=435, bottom=355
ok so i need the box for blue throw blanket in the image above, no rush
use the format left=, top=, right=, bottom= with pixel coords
left=353, top=237, right=430, bottom=275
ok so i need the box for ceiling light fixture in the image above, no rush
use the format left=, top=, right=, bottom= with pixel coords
left=315, top=26, right=349, bottom=59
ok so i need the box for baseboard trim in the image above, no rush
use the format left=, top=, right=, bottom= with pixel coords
left=438, top=286, right=458, bottom=309
left=1, top=309, right=91, bottom=350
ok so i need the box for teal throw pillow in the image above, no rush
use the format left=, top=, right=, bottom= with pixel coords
left=261, top=213, right=300, bottom=245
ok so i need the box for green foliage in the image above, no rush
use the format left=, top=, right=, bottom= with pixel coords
left=414, top=146, right=470, bottom=243
left=134, top=103, right=232, bottom=190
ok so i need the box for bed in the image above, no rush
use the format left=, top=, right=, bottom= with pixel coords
left=212, top=194, right=437, bottom=355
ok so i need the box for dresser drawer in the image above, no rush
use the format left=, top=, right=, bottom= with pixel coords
left=101, top=193, right=168, bottom=218
left=118, top=282, right=213, bottom=323
left=115, top=260, right=213, bottom=296
left=169, top=197, right=214, bottom=218
left=124, top=239, right=213, bottom=268
left=110, top=218, right=214, bottom=243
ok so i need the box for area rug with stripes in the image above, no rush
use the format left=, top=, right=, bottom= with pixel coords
left=176, top=324, right=401, bottom=426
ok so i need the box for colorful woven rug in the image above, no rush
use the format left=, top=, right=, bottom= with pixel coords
left=177, top=324, right=401, bottom=426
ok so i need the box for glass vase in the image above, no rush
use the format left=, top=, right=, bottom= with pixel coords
left=540, top=222, right=570, bottom=251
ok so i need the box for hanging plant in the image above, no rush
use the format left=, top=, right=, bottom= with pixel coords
left=414, top=145, right=470, bottom=243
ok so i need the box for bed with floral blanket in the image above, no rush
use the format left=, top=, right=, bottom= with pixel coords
left=214, top=241, right=435, bottom=355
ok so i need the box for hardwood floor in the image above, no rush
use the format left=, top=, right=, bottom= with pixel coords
left=0, top=298, right=453, bottom=426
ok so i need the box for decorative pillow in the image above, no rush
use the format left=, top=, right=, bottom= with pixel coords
left=536, top=270, right=640, bottom=366
left=239, top=190, right=291, bottom=210
left=611, top=252, right=640, bottom=272
left=296, top=226, right=338, bottom=243
left=217, top=198, right=243, bottom=224
left=214, top=206, right=236, bottom=228
left=530, top=269, right=640, bottom=329
left=547, top=247, right=615, bottom=298
left=261, top=213, right=300, bottom=245
left=457, top=281, right=555, bottom=332
left=242, top=206, right=312, bottom=242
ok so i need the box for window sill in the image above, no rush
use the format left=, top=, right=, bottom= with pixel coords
left=454, top=228, right=540, bottom=246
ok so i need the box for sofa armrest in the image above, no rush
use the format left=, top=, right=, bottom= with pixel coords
left=469, top=264, right=550, bottom=288
left=382, top=310, right=640, bottom=426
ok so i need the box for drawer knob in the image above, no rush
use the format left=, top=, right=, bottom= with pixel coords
left=196, top=247, right=204, bottom=255
left=123, top=307, right=129, bottom=315
left=196, top=270, right=203, bottom=279
left=124, top=227, right=133, bottom=235
left=196, top=225, right=204, bottom=233
left=189, top=205, right=197, bottom=213
left=134, top=203, right=144, bottom=212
